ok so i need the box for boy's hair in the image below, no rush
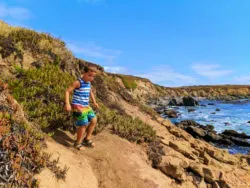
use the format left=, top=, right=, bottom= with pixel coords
left=82, top=65, right=97, bottom=74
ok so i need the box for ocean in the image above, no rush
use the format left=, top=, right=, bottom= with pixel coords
left=168, top=99, right=250, bottom=154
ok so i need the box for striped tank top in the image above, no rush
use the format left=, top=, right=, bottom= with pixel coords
left=72, top=78, right=91, bottom=107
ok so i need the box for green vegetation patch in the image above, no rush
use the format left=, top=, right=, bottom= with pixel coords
left=96, top=105, right=156, bottom=143
left=112, top=115, right=156, bottom=143
left=0, top=20, right=73, bottom=66
left=9, top=64, right=75, bottom=129
left=120, top=75, right=137, bottom=90
left=138, top=104, right=158, bottom=118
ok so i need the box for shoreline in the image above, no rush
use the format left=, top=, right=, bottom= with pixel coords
left=149, top=96, right=250, bottom=154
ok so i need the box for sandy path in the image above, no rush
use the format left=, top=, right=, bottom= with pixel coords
left=36, top=130, right=174, bottom=188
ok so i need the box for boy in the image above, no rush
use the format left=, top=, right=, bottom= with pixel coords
left=64, top=65, right=98, bottom=150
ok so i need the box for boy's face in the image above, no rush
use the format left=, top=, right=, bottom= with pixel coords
left=83, top=71, right=96, bottom=82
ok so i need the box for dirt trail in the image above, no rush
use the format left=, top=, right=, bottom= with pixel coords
left=35, top=136, right=99, bottom=188
left=37, top=130, right=174, bottom=188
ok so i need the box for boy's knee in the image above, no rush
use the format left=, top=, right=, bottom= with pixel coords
left=77, top=126, right=87, bottom=130
left=91, top=117, right=97, bottom=124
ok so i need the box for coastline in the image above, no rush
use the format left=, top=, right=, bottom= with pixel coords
left=149, top=96, right=250, bottom=154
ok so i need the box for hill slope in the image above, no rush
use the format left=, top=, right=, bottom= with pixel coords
left=0, top=21, right=250, bottom=188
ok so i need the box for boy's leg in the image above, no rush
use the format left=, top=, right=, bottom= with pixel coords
left=85, top=117, right=97, bottom=140
left=73, top=111, right=88, bottom=149
left=76, top=126, right=87, bottom=144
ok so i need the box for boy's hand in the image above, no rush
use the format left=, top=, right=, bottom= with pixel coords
left=64, top=103, right=72, bottom=112
left=93, top=102, right=99, bottom=109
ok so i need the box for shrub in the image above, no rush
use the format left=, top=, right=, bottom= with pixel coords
left=139, top=104, right=158, bottom=118
left=94, top=105, right=116, bottom=134
left=120, top=76, right=137, bottom=90
left=112, top=114, right=156, bottom=143
left=94, top=105, right=156, bottom=143
left=104, top=76, right=121, bottom=93
left=147, top=141, right=165, bottom=168
left=9, top=64, right=75, bottom=129
left=0, top=21, right=73, bottom=68
left=0, top=110, right=68, bottom=187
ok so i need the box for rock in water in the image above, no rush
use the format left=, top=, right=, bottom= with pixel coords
left=154, top=107, right=165, bottom=114
left=168, top=98, right=178, bottom=106
left=221, top=130, right=250, bottom=139
left=177, top=120, right=200, bottom=127
left=176, top=120, right=250, bottom=147
left=208, top=103, right=215, bottom=105
left=188, top=108, right=196, bottom=112
left=164, top=109, right=178, bottom=118
left=182, top=96, right=199, bottom=106
left=206, top=124, right=215, bottom=131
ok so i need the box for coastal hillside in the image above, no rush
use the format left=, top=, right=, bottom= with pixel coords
left=108, top=74, right=250, bottom=103
left=0, top=21, right=250, bottom=188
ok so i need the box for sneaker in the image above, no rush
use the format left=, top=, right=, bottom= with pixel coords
left=82, top=139, right=95, bottom=148
left=74, top=142, right=83, bottom=150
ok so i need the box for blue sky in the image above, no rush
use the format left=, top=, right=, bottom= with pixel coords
left=1, top=0, right=250, bottom=86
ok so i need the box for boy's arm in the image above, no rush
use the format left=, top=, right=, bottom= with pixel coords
left=90, top=89, right=99, bottom=108
left=64, top=80, right=80, bottom=111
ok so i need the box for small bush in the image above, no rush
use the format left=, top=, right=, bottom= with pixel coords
left=147, top=141, right=165, bottom=168
left=9, top=64, right=75, bottom=129
left=94, top=105, right=156, bottom=143
left=104, top=76, right=121, bottom=93
left=139, top=104, right=158, bottom=118
left=120, top=76, right=137, bottom=90
left=112, top=115, right=156, bottom=143
left=94, top=105, right=116, bottom=134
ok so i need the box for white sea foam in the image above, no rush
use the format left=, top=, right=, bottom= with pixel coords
left=170, top=100, right=250, bottom=135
